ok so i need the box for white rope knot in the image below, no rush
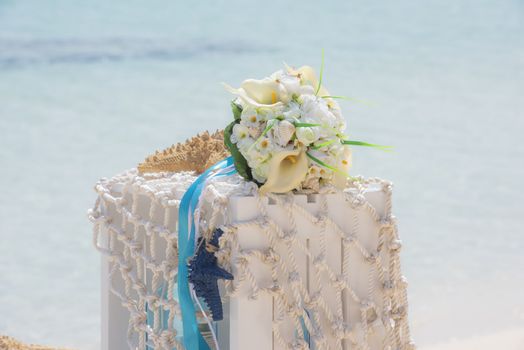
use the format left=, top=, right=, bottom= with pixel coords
left=130, top=312, right=147, bottom=329
left=383, top=314, right=396, bottom=331
left=333, top=275, right=346, bottom=291
left=360, top=299, right=375, bottom=310
left=392, top=306, right=406, bottom=320
left=312, top=215, right=326, bottom=225
left=383, top=279, right=395, bottom=292
left=381, top=181, right=393, bottom=193
left=380, top=216, right=396, bottom=230
left=257, top=216, right=270, bottom=226
left=389, top=239, right=402, bottom=251
left=288, top=271, right=301, bottom=284
left=236, top=255, right=249, bottom=266
left=331, top=318, right=351, bottom=339
left=290, top=339, right=309, bottom=350
left=344, top=192, right=366, bottom=208
left=312, top=254, right=326, bottom=270
left=365, top=251, right=378, bottom=264
left=119, top=262, right=132, bottom=274
left=144, top=295, right=160, bottom=309
left=128, top=240, right=143, bottom=252
left=115, top=197, right=126, bottom=208
left=263, top=248, right=280, bottom=264
left=159, top=330, right=178, bottom=349
left=343, top=234, right=356, bottom=246
left=281, top=230, right=297, bottom=243
left=267, top=283, right=282, bottom=296
left=306, top=292, right=322, bottom=308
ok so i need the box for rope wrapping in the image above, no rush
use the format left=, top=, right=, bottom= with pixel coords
left=89, top=169, right=415, bottom=350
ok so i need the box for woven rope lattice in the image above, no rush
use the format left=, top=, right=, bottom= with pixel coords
left=89, top=170, right=194, bottom=350
left=88, top=169, right=414, bottom=350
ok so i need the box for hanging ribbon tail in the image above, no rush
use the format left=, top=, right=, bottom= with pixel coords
left=177, top=157, right=235, bottom=350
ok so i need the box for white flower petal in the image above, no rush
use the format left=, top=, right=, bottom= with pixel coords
left=259, top=148, right=308, bottom=194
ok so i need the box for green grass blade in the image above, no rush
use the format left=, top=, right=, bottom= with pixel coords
left=306, top=152, right=347, bottom=177
left=315, top=49, right=325, bottom=96
left=310, top=139, right=338, bottom=150
left=249, top=119, right=276, bottom=151
left=294, top=122, right=321, bottom=127
left=342, top=140, right=393, bottom=151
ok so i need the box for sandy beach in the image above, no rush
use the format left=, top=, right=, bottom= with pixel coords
left=2, top=327, right=523, bottom=350
left=422, top=327, right=524, bottom=350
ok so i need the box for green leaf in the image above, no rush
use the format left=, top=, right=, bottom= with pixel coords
left=310, top=138, right=338, bottom=150
left=224, top=120, right=253, bottom=181
left=315, top=49, right=325, bottom=96
left=294, top=122, right=321, bottom=128
left=231, top=100, right=243, bottom=121
left=341, top=140, right=393, bottom=151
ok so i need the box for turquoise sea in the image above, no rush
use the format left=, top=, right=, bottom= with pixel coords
left=0, top=0, right=523, bottom=348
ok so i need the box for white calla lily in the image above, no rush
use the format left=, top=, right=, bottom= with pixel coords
left=242, top=79, right=284, bottom=104
left=222, top=78, right=286, bottom=108
left=259, top=148, right=308, bottom=194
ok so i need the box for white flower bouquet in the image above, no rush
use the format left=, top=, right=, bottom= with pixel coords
left=223, top=62, right=388, bottom=194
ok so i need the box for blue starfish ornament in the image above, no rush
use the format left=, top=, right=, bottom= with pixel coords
left=188, top=228, right=233, bottom=321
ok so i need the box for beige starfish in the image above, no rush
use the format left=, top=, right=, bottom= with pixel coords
left=137, top=130, right=230, bottom=174
left=0, top=335, right=72, bottom=350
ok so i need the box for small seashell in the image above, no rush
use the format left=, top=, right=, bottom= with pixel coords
left=274, top=120, right=295, bottom=146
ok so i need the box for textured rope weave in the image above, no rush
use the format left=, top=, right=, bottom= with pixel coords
left=88, top=169, right=415, bottom=350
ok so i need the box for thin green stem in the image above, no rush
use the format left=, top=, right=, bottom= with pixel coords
left=306, top=152, right=347, bottom=177
left=310, top=139, right=338, bottom=150
left=294, top=122, right=321, bottom=128
left=342, top=140, right=393, bottom=151
left=315, top=49, right=325, bottom=96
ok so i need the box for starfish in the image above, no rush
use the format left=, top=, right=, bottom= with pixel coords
left=188, top=228, right=233, bottom=321
left=137, top=130, right=230, bottom=174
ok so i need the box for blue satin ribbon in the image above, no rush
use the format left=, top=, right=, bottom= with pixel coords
left=177, top=157, right=235, bottom=350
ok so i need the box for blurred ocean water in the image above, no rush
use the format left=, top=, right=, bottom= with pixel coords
left=0, top=0, right=523, bottom=348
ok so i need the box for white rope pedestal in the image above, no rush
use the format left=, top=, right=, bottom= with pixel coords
left=88, top=169, right=415, bottom=350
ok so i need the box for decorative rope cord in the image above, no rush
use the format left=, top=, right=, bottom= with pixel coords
left=88, top=169, right=415, bottom=350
